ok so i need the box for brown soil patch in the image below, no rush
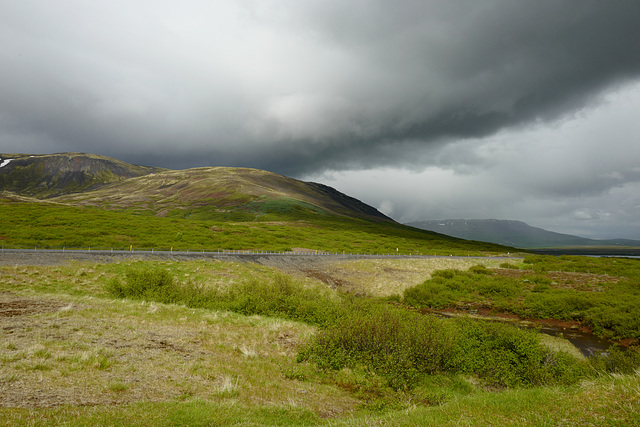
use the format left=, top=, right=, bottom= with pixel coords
left=428, top=305, right=594, bottom=335
left=0, top=293, right=68, bottom=317
left=301, top=269, right=360, bottom=293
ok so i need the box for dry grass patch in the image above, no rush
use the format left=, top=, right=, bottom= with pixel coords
left=0, top=294, right=359, bottom=416
left=0, top=259, right=288, bottom=300
left=328, top=258, right=505, bottom=297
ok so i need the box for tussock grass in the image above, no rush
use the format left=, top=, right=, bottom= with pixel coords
left=0, top=293, right=335, bottom=413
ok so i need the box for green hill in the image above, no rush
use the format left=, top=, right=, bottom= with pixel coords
left=54, top=166, right=393, bottom=222
left=0, top=152, right=511, bottom=255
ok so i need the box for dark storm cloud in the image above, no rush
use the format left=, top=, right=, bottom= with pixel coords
left=240, top=0, right=640, bottom=175
left=3, top=1, right=640, bottom=238
left=1, top=0, right=640, bottom=175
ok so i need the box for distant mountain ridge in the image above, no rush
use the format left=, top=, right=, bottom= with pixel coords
left=406, top=219, right=640, bottom=249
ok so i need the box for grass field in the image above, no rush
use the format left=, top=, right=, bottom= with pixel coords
left=0, top=198, right=511, bottom=256
left=1, top=256, right=639, bottom=425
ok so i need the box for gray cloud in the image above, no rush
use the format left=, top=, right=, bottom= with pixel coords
left=2, top=1, right=640, bottom=238
left=302, top=80, right=640, bottom=239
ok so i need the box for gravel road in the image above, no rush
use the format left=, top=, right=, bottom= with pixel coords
left=0, top=249, right=443, bottom=267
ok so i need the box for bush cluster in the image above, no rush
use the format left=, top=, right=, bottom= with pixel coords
left=223, top=275, right=342, bottom=325
left=403, top=268, right=521, bottom=309
left=107, top=267, right=341, bottom=326
left=108, top=269, right=186, bottom=302
left=589, top=345, right=640, bottom=374
left=403, top=262, right=640, bottom=341
left=446, top=318, right=586, bottom=387
left=299, top=303, right=585, bottom=390
left=298, top=301, right=455, bottom=390
left=108, top=265, right=639, bottom=392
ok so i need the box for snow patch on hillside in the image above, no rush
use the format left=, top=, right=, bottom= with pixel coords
left=0, top=158, right=15, bottom=168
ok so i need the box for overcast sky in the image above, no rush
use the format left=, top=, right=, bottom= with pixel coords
left=2, top=1, right=640, bottom=239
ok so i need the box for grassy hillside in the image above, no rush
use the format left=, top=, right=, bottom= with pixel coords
left=0, top=196, right=508, bottom=255
left=1, top=153, right=516, bottom=259
left=54, top=166, right=392, bottom=222
left=1, top=256, right=639, bottom=425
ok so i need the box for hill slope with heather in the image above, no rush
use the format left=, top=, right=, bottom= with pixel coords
left=54, top=166, right=393, bottom=222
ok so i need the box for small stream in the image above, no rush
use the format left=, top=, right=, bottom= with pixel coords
left=535, top=325, right=611, bottom=357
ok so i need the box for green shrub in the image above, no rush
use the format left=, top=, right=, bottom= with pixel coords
left=298, top=304, right=586, bottom=390
left=107, top=268, right=341, bottom=326
left=476, top=278, right=520, bottom=298
left=531, top=283, right=550, bottom=293
left=403, top=267, right=522, bottom=309
left=403, top=281, right=458, bottom=309
left=107, top=269, right=178, bottom=300
left=447, top=318, right=586, bottom=387
left=520, top=292, right=597, bottom=321
left=589, top=346, right=640, bottom=374
left=298, top=301, right=455, bottom=390
left=224, top=274, right=341, bottom=325
left=469, top=265, right=492, bottom=275
left=584, top=304, right=640, bottom=340
left=500, top=262, right=520, bottom=269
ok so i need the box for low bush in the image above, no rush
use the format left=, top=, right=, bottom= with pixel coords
left=447, top=318, right=586, bottom=387
left=589, top=345, right=640, bottom=374
left=107, top=267, right=342, bottom=325
left=403, top=267, right=522, bottom=309
left=106, top=268, right=201, bottom=304
left=298, top=300, right=585, bottom=390
left=584, top=304, right=640, bottom=341
left=519, top=291, right=598, bottom=321
left=402, top=280, right=458, bottom=309
left=297, top=301, right=455, bottom=390
left=223, top=274, right=342, bottom=325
